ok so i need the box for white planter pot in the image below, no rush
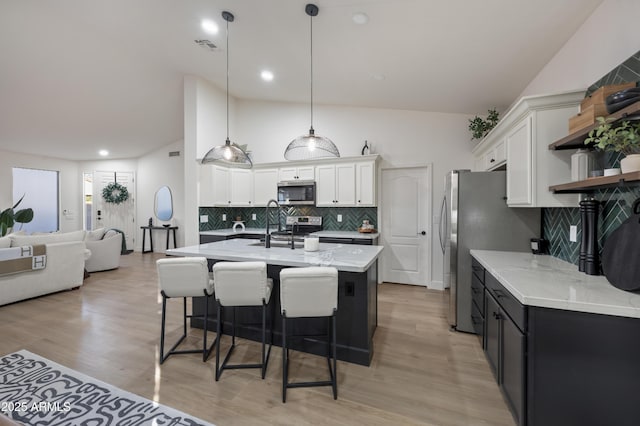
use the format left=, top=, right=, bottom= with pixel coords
left=620, top=154, right=640, bottom=174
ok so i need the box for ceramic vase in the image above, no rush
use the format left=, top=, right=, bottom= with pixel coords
left=620, top=154, right=640, bottom=174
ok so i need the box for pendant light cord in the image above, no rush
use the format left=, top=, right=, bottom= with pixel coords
left=226, top=17, right=230, bottom=142
left=309, top=11, right=314, bottom=130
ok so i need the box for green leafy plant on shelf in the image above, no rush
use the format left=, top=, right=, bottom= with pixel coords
left=0, top=195, right=34, bottom=237
left=584, top=116, right=640, bottom=155
left=468, top=108, right=500, bottom=140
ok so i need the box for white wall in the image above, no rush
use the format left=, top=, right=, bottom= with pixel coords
left=137, top=140, right=185, bottom=252
left=0, top=149, right=81, bottom=233
left=520, top=0, right=640, bottom=97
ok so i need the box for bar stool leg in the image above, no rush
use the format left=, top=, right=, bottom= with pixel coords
left=216, top=303, right=222, bottom=381
left=160, top=294, right=167, bottom=363
left=332, top=314, right=337, bottom=399
left=282, top=315, right=287, bottom=403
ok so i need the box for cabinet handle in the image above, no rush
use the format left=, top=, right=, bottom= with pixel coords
left=492, top=311, right=501, bottom=320
left=490, top=158, right=495, bottom=163
left=471, top=287, right=479, bottom=294
left=493, top=289, right=505, bottom=298
left=358, top=200, right=361, bottom=203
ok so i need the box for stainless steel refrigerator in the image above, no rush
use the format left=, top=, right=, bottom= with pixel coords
left=439, top=170, right=540, bottom=333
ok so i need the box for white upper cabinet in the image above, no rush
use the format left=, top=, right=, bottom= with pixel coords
left=473, top=91, right=583, bottom=208
left=356, top=161, right=376, bottom=206
left=212, top=165, right=230, bottom=206
left=316, top=163, right=356, bottom=206
left=230, top=169, right=253, bottom=207
left=278, top=166, right=314, bottom=181
left=253, top=168, right=278, bottom=206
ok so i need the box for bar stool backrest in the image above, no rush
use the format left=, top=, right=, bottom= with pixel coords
left=280, top=267, right=338, bottom=318
left=213, top=261, right=270, bottom=306
left=157, top=257, right=212, bottom=298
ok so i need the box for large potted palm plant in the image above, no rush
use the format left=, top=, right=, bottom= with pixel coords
left=585, top=116, right=640, bottom=173
left=0, top=195, right=34, bottom=236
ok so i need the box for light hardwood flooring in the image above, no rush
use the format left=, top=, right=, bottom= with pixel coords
left=0, top=253, right=515, bottom=426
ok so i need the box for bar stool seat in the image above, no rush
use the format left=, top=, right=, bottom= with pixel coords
left=212, top=261, right=273, bottom=381
left=156, top=257, right=216, bottom=364
left=279, top=266, right=338, bottom=403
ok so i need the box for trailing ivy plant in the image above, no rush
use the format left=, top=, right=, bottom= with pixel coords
left=584, top=116, right=640, bottom=155
left=0, top=195, right=34, bottom=237
left=468, top=108, right=500, bottom=140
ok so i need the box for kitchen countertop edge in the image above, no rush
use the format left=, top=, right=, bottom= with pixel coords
left=470, top=249, right=640, bottom=319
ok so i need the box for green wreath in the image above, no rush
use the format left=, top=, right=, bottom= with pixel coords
left=102, top=182, right=129, bottom=204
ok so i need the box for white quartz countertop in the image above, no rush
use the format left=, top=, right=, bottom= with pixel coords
left=168, top=238, right=383, bottom=273
left=200, top=229, right=379, bottom=240
left=309, top=231, right=379, bottom=239
left=470, top=250, right=640, bottom=318
left=200, top=228, right=268, bottom=237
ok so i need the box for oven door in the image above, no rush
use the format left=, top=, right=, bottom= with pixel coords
left=277, top=181, right=316, bottom=205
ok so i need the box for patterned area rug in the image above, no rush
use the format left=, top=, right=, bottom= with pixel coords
left=0, top=350, right=213, bottom=425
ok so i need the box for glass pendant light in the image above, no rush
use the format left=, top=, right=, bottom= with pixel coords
left=284, top=3, right=340, bottom=161
left=201, top=11, right=252, bottom=168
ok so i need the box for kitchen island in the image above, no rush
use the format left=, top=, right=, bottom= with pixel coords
left=167, top=239, right=383, bottom=365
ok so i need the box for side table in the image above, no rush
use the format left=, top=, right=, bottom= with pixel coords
left=141, top=226, right=178, bottom=253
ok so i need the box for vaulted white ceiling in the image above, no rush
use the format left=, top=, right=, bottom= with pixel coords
left=0, top=0, right=602, bottom=160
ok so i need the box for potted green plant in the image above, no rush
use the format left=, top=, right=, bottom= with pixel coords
left=468, top=108, right=499, bottom=140
left=584, top=116, right=640, bottom=173
left=0, top=195, right=34, bottom=237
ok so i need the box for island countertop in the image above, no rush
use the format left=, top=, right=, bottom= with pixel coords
left=470, top=249, right=640, bottom=318
left=167, top=238, right=383, bottom=273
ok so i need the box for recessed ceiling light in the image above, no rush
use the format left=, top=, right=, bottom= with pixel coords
left=261, top=70, right=274, bottom=81
left=352, top=12, right=369, bottom=25
left=201, top=19, right=219, bottom=35
left=98, top=150, right=109, bottom=157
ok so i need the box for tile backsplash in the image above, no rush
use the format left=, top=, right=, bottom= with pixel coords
left=543, top=49, right=640, bottom=266
left=199, top=206, right=377, bottom=232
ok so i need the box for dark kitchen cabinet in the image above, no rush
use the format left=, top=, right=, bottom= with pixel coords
left=485, top=293, right=500, bottom=378
left=318, top=236, right=377, bottom=245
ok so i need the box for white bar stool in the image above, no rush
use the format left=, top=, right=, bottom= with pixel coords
left=212, top=261, right=273, bottom=381
left=279, top=266, right=338, bottom=403
left=156, top=257, right=216, bottom=364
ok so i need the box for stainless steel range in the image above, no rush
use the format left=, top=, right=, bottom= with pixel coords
left=270, top=215, right=322, bottom=241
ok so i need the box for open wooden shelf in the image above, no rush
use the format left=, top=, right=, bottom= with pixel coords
left=548, top=101, right=640, bottom=151
left=549, top=171, right=640, bottom=193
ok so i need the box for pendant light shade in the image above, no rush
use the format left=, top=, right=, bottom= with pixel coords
left=284, top=3, right=339, bottom=161
left=201, top=11, right=252, bottom=168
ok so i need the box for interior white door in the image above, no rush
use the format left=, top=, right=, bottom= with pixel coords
left=93, top=171, right=135, bottom=250
left=381, top=166, right=431, bottom=286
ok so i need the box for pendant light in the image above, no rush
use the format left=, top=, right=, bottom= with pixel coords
left=201, top=11, right=252, bottom=168
left=284, top=3, right=340, bottom=161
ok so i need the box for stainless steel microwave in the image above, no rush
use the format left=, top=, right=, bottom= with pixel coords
left=277, top=181, right=316, bottom=205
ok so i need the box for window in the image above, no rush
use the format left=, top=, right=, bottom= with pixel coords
left=12, top=167, right=59, bottom=233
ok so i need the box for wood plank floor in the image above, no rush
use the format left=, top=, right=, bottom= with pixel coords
left=0, top=253, right=515, bottom=426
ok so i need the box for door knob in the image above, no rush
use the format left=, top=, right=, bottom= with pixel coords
left=417, top=231, right=426, bottom=235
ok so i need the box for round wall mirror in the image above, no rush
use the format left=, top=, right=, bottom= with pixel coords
left=155, top=186, right=173, bottom=222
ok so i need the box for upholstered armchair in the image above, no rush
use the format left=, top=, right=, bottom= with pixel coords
left=84, top=229, right=123, bottom=273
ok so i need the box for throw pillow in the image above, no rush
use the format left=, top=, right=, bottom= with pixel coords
left=85, top=228, right=106, bottom=241
left=0, top=236, right=10, bottom=249
left=10, top=230, right=86, bottom=247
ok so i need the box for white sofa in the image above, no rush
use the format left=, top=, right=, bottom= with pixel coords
left=0, top=231, right=87, bottom=306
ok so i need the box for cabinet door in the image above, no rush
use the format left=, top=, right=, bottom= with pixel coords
left=198, top=165, right=215, bottom=206
left=297, top=166, right=315, bottom=180
left=502, top=313, right=525, bottom=426
left=506, top=115, right=533, bottom=206
left=278, top=167, right=297, bottom=181
left=212, top=165, right=230, bottom=206
left=253, top=168, right=278, bottom=206
left=485, top=292, right=501, bottom=381
left=356, top=161, right=375, bottom=206
left=335, top=163, right=356, bottom=206
left=316, top=164, right=336, bottom=206
left=230, top=169, right=253, bottom=206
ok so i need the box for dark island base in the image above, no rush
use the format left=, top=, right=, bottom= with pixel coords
left=192, top=262, right=378, bottom=366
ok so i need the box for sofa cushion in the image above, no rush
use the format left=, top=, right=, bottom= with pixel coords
left=10, top=230, right=86, bottom=247
left=104, top=229, right=119, bottom=238
left=0, top=236, right=10, bottom=249
left=85, top=228, right=106, bottom=241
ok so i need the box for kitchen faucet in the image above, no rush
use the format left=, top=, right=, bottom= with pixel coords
left=290, top=222, right=299, bottom=250
left=265, top=199, right=281, bottom=248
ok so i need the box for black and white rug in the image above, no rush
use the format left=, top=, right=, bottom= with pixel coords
left=0, top=350, right=213, bottom=425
